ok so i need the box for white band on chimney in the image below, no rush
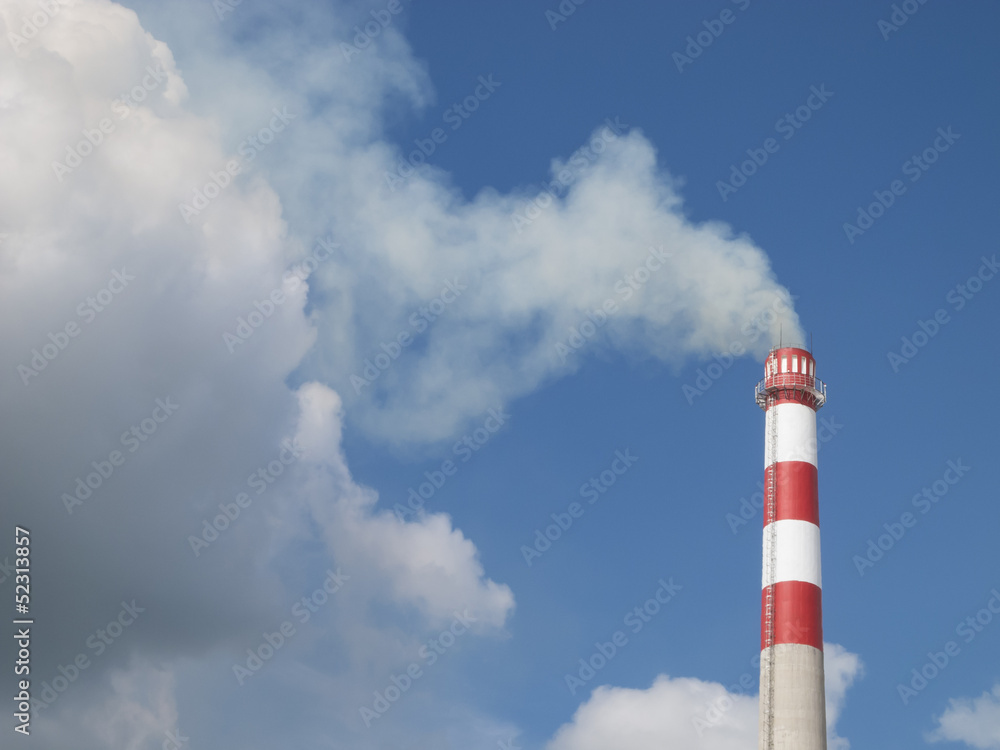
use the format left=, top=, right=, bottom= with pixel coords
left=765, top=403, right=818, bottom=468
left=762, top=519, right=823, bottom=589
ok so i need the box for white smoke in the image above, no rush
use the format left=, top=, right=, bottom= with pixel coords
left=87, top=0, right=810, bottom=446
left=308, top=122, right=805, bottom=443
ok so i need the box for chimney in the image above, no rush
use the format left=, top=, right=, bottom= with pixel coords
left=756, top=346, right=827, bottom=749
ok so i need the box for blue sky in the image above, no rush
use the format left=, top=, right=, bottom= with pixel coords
left=2, top=1, right=998, bottom=748
left=348, top=1, right=1000, bottom=746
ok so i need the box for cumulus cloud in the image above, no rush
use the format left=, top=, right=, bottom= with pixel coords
left=545, top=643, right=862, bottom=750
left=546, top=675, right=758, bottom=750
left=824, top=643, right=864, bottom=750
left=0, top=0, right=510, bottom=744
left=0, top=0, right=810, bottom=746
left=928, top=684, right=1000, bottom=749
left=291, top=382, right=514, bottom=630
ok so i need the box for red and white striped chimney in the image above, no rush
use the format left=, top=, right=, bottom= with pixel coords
left=756, top=346, right=827, bottom=750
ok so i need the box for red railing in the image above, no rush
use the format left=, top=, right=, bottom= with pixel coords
left=755, top=374, right=827, bottom=409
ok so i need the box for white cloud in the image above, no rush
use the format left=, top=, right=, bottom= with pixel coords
left=291, top=381, right=515, bottom=630
left=0, top=0, right=813, bottom=746
left=928, top=684, right=1000, bottom=749
left=546, top=674, right=758, bottom=750
left=825, top=643, right=864, bottom=750
left=1, top=1, right=511, bottom=744
left=545, top=643, right=862, bottom=750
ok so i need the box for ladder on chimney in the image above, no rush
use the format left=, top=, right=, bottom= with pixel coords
left=761, top=401, right=778, bottom=749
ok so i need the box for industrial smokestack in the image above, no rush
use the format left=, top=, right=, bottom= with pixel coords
left=756, top=346, right=827, bottom=749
